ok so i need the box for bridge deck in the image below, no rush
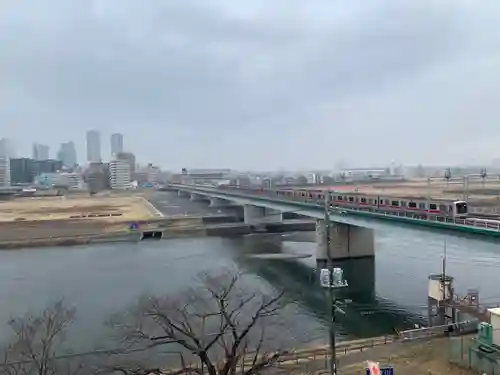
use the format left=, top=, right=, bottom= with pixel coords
left=168, top=184, right=500, bottom=237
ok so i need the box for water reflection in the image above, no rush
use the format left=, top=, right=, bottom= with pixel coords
left=226, top=235, right=426, bottom=339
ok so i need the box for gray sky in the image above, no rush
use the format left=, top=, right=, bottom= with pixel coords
left=1, top=0, right=500, bottom=170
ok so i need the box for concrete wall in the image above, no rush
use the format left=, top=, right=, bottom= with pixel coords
left=316, top=219, right=374, bottom=260
left=243, top=205, right=266, bottom=224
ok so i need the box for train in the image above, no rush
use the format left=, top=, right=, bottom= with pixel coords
left=217, top=185, right=469, bottom=219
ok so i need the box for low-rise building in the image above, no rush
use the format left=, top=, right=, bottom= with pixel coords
left=35, top=172, right=83, bottom=189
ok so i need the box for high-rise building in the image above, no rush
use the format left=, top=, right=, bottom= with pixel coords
left=57, top=141, right=77, bottom=168
left=0, top=138, right=10, bottom=186
left=86, top=162, right=109, bottom=192
left=0, top=138, right=9, bottom=158
left=108, top=159, right=131, bottom=189
left=116, top=151, right=136, bottom=175
left=86, top=130, right=101, bottom=162
left=32, top=143, right=50, bottom=161
left=110, top=133, right=124, bottom=156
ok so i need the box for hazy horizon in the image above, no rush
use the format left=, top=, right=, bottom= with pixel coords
left=2, top=1, right=500, bottom=169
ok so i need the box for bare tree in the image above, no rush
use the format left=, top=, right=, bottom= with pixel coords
left=106, top=270, right=290, bottom=375
left=0, top=300, right=78, bottom=375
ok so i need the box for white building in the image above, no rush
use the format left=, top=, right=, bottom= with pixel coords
left=86, top=130, right=101, bottom=162
left=0, top=138, right=10, bottom=187
left=109, top=159, right=131, bottom=189
left=110, top=133, right=124, bottom=156
left=145, top=163, right=159, bottom=183
left=36, top=172, right=83, bottom=189
left=0, top=158, right=10, bottom=187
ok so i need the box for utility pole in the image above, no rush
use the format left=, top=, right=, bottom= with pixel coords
left=324, top=193, right=337, bottom=375
left=442, top=239, right=447, bottom=302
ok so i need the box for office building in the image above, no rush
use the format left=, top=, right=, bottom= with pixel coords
left=10, top=158, right=34, bottom=184
left=108, top=159, right=131, bottom=189
left=0, top=158, right=10, bottom=187
left=0, top=138, right=10, bottom=186
left=0, top=138, right=9, bottom=158
left=32, top=159, right=63, bottom=178
left=86, top=130, right=101, bottom=162
left=85, top=162, right=109, bottom=192
left=32, top=143, right=50, bottom=161
left=57, top=141, right=77, bottom=168
left=36, top=172, right=83, bottom=189
left=116, top=152, right=136, bottom=175
left=110, top=133, right=124, bottom=156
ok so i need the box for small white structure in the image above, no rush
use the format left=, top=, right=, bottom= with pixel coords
left=428, top=274, right=454, bottom=302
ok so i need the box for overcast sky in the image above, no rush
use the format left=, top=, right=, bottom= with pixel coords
left=1, top=0, right=500, bottom=170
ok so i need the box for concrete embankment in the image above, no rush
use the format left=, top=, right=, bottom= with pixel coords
left=0, top=216, right=315, bottom=250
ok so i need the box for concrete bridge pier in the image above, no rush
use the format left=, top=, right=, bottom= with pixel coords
left=209, top=197, right=228, bottom=207
left=177, top=190, right=190, bottom=198
left=263, top=208, right=283, bottom=223
left=190, top=192, right=205, bottom=201
left=243, top=205, right=284, bottom=224
left=315, top=219, right=374, bottom=261
left=243, top=205, right=266, bottom=225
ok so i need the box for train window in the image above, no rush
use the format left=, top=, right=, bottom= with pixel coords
left=391, top=201, right=399, bottom=206
left=429, top=204, right=437, bottom=210
left=348, top=197, right=354, bottom=202
left=318, top=194, right=323, bottom=199
left=456, top=202, right=468, bottom=214
left=418, top=203, right=425, bottom=209
left=400, top=201, right=406, bottom=207
left=379, top=199, right=383, bottom=204
left=408, top=202, right=417, bottom=208
left=361, top=198, right=367, bottom=203
left=338, top=196, right=343, bottom=201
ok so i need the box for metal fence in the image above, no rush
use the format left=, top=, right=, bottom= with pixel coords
left=448, top=336, right=500, bottom=375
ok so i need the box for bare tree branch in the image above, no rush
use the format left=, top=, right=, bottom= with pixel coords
left=1, top=300, right=77, bottom=375
left=109, top=269, right=289, bottom=375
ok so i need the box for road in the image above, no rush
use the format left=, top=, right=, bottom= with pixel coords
left=149, top=191, right=242, bottom=217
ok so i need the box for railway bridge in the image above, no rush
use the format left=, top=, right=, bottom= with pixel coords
left=166, top=184, right=500, bottom=261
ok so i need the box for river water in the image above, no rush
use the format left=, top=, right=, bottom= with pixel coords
left=1, top=192, right=500, bottom=351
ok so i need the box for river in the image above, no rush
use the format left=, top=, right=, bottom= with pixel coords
left=0, top=191, right=500, bottom=352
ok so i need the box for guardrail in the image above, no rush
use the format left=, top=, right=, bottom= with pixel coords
left=162, top=323, right=476, bottom=375
left=169, top=184, right=500, bottom=234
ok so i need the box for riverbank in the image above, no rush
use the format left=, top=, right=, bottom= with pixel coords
left=0, top=217, right=315, bottom=250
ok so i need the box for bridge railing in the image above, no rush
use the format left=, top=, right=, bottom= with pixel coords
left=169, top=184, right=500, bottom=232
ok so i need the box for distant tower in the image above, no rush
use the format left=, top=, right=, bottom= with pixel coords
left=86, top=130, right=101, bottom=163
left=390, top=160, right=396, bottom=176
left=110, top=133, right=124, bottom=157
left=57, top=141, right=77, bottom=168
left=32, top=143, right=50, bottom=161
